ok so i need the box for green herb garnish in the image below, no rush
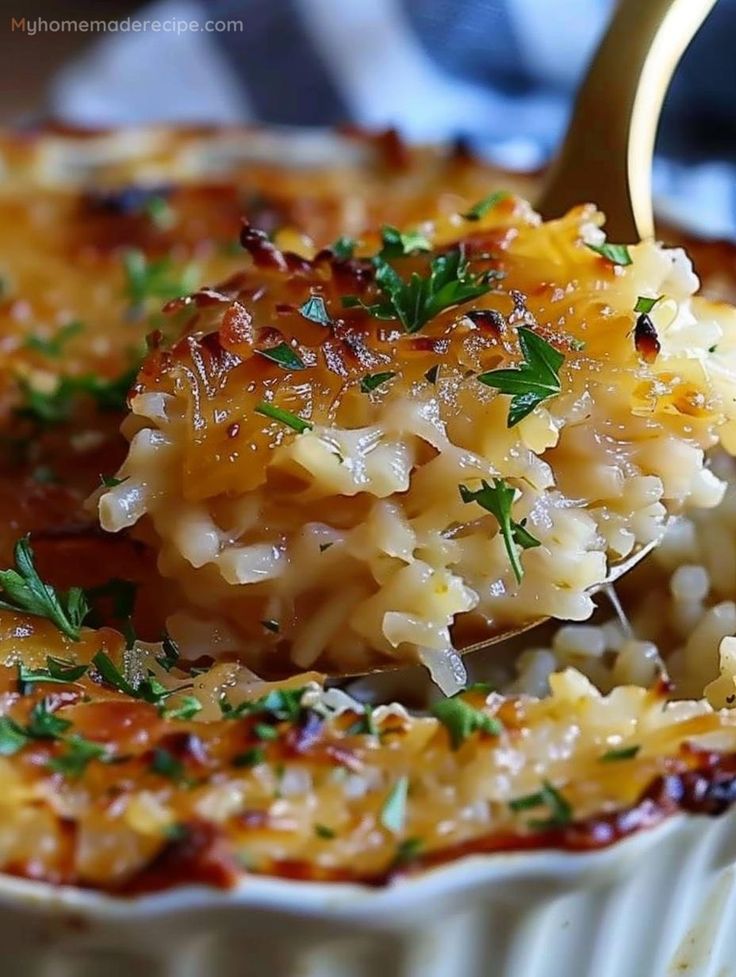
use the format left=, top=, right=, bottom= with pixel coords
left=156, top=633, right=180, bottom=672
left=477, top=327, right=564, bottom=427
left=162, top=696, right=202, bottom=721
left=144, top=195, right=176, bottom=230
left=48, top=735, right=107, bottom=777
left=0, top=717, right=30, bottom=755
left=26, top=699, right=72, bottom=740
left=46, top=657, right=88, bottom=682
left=123, top=249, right=198, bottom=308
left=17, top=366, right=138, bottom=426
left=344, top=245, right=492, bottom=334
left=393, top=837, right=423, bottom=866
left=331, top=236, right=357, bottom=260
left=261, top=619, right=280, bottom=634
left=509, top=780, right=572, bottom=828
left=461, top=191, right=508, bottom=221
left=585, top=241, right=632, bottom=266
left=315, top=824, right=336, bottom=839
left=254, top=722, right=279, bottom=741
left=100, top=474, right=128, bottom=489
left=459, top=479, right=540, bottom=583
left=256, top=343, right=306, bottom=371
left=0, top=537, right=89, bottom=640
left=380, top=775, right=409, bottom=834
left=634, top=295, right=662, bottom=314
left=24, top=320, right=84, bottom=358
left=255, top=402, right=313, bottom=434
left=360, top=371, right=397, bottom=393
left=346, top=703, right=377, bottom=737
left=424, top=364, right=440, bottom=384
left=91, top=651, right=138, bottom=697
left=431, top=695, right=503, bottom=749
left=150, top=748, right=184, bottom=781
left=232, top=747, right=266, bottom=768
left=299, top=295, right=332, bottom=327
left=378, top=226, right=431, bottom=259
left=600, top=745, right=640, bottom=763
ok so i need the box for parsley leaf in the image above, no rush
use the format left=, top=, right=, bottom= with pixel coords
left=232, top=747, right=265, bottom=768
left=156, top=633, right=180, bottom=672
left=331, top=237, right=357, bottom=260
left=477, top=327, right=564, bottom=426
left=360, top=371, right=397, bottom=393
left=509, top=780, right=572, bottom=828
left=162, top=695, right=202, bottom=721
left=48, top=735, right=107, bottom=777
left=0, top=717, right=30, bottom=755
left=100, top=474, right=128, bottom=489
left=150, top=747, right=184, bottom=781
left=0, top=537, right=89, bottom=640
left=344, top=245, right=492, bottom=334
left=24, top=320, right=84, bottom=359
left=634, top=295, right=662, bottom=314
left=26, top=699, right=72, bottom=740
left=299, top=295, right=332, bottom=327
left=459, top=478, right=540, bottom=583
left=91, top=651, right=138, bottom=697
left=461, top=191, right=508, bottom=221
left=17, top=367, right=138, bottom=426
left=378, top=226, right=431, bottom=259
left=380, top=775, right=409, bottom=834
left=255, top=402, right=312, bottom=434
left=46, top=657, right=88, bottom=682
left=256, top=343, right=307, bottom=371
left=585, top=241, right=632, bottom=266
left=315, top=824, right=336, bottom=839
left=431, top=695, right=503, bottom=749
left=424, top=364, right=440, bottom=384
left=600, top=745, right=640, bottom=763
left=123, top=249, right=198, bottom=308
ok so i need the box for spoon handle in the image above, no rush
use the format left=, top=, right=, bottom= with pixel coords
left=536, top=0, right=717, bottom=241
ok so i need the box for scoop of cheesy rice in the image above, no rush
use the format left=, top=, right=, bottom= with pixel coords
left=96, top=196, right=736, bottom=689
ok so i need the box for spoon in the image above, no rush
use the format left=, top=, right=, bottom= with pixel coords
left=537, top=0, right=717, bottom=240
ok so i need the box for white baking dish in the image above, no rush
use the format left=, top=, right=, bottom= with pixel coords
left=1, top=809, right=736, bottom=977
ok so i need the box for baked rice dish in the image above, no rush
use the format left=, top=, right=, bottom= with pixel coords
left=3, top=127, right=736, bottom=900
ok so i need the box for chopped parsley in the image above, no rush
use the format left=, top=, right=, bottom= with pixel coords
left=393, top=837, right=423, bottom=866
left=461, top=191, right=508, bottom=221
left=92, top=650, right=177, bottom=707
left=123, top=249, right=198, bottom=308
left=600, top=744, right=640, bottom=763
left=48, top=734, right=107, bottom=777
left=299, top=295, right=332, bottom=327
left=346, top=703, right=377, bottom=737
left=585, top=241, right=632, bottom=266
left=509, top=780, right=572, bottom=829
left=26, top=698, right=72, bottom=740
left=232, top=747, right=265, bottom=768
left=380, top=775, right=409, bottom=834
left=424, top=364, right=440, bottom=384
left=431, top=694, right=503, bottom=749
left=256, top=343, right=307, bottom=371
left=162, top=696, right=202, bottom=721
left=220, top=686, right=306, bottom=724
left=17, top=366, right=138, bottom=425
left=144, top=195, right=176, bottom=230
left=314, top=823, right=336, bottom=839
left=378, top=226, right=431, bottom=259
left=634, top=295, right=662, bottom=314
left=255, top=402, right=313, bottom=434
left=99, top=474, right=128, bottom=489
left=477, top=327, right=564, bottom=427
left=254, top=722, right=279, bottom=741
left=156, top=633, right=180, bottom=672
left=0, top=537, right=89, bottom=641
left=0, top=717, right=31, bottom=755
left=46, top=657, right=88, bottom=682
left=331, top=236, right=357, bottom=260
left=459, top=479, right=540, bottom=583
left=24, top=320, right=84, bottom=358
left=150, top=748, right=185, bottom=781
left=343, top=245, right=493, bottom=334
left=360, top=371, right=397, bottom=393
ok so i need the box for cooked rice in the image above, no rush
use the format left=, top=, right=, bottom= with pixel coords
left=96, top=199, right=736, bottom=691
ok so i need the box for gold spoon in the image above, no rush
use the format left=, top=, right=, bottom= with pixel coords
left=537, top=0, right=717, bottom=240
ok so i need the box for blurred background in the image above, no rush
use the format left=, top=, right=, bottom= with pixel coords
left=2, top=0, right=736, bottom=235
